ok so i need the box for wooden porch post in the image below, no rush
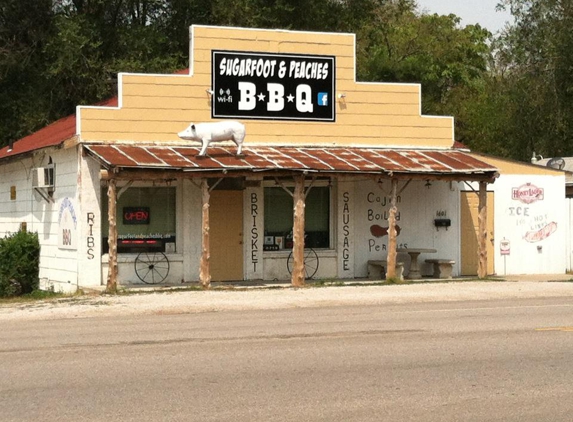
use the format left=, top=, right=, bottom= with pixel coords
left=478, top=181, right=488, bottom=279
left=200, top=178, right=211, bottom=288
left=386, top=178, right=399, bottom=279
left=106, top=179, right=118, bottom=292
left=291, top=174, right=306, bottom=287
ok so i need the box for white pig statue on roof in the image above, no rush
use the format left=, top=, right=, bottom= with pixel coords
left=177, top=120, right=246, bottom=156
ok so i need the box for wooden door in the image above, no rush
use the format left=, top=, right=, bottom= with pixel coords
left=210, top=190, right=244, bottom=281
left=460, top=191, right=495, bottom=275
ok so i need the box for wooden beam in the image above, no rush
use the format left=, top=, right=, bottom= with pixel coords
left=62, top=135, right=80, bottom=150
left=374, top=172, right=499, bottom=183
left=106, top=179, right=118, bottom=292
left=478, top=181, right=488, bottom=278
left=291, top=174, right=306, bottom=287
left=200, top=178, right=211, bottom=288
left=100, top=168, right=499, bottom=184
left=386, top=178, right=399, bottom=280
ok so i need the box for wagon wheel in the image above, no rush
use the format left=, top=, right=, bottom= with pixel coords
left=287, top=248, right=319, bottom=279
left=134, top=252, right=170, bottom=284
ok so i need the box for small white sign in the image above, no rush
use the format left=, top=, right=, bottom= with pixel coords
left=58, top=197, right=78, bottom=250
left=500, top=239, right=510, bottom=256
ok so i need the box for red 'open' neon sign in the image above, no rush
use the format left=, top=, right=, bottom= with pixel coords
left=123, top=207, right=150, bottom=225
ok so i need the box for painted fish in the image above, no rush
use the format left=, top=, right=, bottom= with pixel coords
left=370, top=225, right=401, bottom=238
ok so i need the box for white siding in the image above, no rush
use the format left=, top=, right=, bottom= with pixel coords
left=493, top=175, right=567, bottom=275
left=354, top=179, right=461, bottom=277
left=0, top=147, right=81, bottom=292
left=77, top=154, right=103, bottom=287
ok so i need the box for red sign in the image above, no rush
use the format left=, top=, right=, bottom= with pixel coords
left=512, top=183, right=544, bottom=204
left=500, top=239, right=510, bottom=255
left=123, top=207, right=150, bottom=225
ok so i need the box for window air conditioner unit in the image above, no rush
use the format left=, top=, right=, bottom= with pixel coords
left=32, top=166, right=55, bottom=189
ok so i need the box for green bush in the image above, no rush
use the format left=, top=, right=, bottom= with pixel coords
left=0, top=231, right=40, bottom=297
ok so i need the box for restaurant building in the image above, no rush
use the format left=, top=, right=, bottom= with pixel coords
left=0, top=25, right=566, bottom=292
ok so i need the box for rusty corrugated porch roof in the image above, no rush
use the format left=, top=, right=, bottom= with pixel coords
left=84, top=144, right=499, bottom=180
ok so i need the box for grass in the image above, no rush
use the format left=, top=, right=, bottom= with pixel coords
left=308, top=279, right=345, bottom=287
left=0, top=289, right=77, bottom=305
left=0, top=275, right=555, bottom=304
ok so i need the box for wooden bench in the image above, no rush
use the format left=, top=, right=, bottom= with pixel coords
left=425, top=259, right=455, bottom=279
left=367, top=260, right=404, bottom=281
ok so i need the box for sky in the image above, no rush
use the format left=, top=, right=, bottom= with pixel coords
left=415, top=0, right=513, bottom=33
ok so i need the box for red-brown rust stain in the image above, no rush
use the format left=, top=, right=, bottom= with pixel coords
left=407, top=151, right=450, bottom=171
left=88, top=145, right=138, bottom=166
left=358, top=150, right=404, bottom=172
left=342, top=150, right=381, bottom=171
left=257, top=147, right=307, bottom=169
left=241, top=148, right=279, bottom=169
left=146, top=147, right=199, bottom=168
left=85, top=144, right=499, bottom=177
left=199, top=147, right=253, bottom=168
left=278, top=148, right=332, bottom=170
left=423, top=150, right=466, bottom=170
left=383, top=150, right=426, bottom=171
left=118, top=145, right=164, bottom=165
left=312, top=149, right=360, bottom=172
left=450, top=151, right=498, bottom=170
left=172, top=147, right=224, bottom=168
left=327, top=148, right=380, bottom=171
left=425, top=150, right=492, bottom=171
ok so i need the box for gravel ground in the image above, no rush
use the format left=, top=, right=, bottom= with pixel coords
left=1, top=278, right=572, bottom=321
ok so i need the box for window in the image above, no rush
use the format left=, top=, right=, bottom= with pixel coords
left=264, top=184, right=330, bottom=249
left=102, top=187, right=176, bottom=253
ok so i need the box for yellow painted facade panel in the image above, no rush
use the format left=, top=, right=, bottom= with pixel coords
left=475, top=155, right=564, bottom=176
left=461, top=192, right=495, bottom=275
left=79, top=25, right=454, bottom=148
left=119, top=95, right=213, bottom=110
left=84, top=131, right=453, bottom=148
left=194, top=40, right=355, bottom=58
left=337, top=82, right=420, bottom=94
left=82, top=119, right=452, bottom=139
left=84, top=108, right=446, bottom=129
left=192, top=26, right=354, bottom=46
left=121, top=83, right=421, bottom=106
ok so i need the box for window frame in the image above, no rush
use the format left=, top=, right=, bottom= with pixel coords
left=262, top=178, right=334, bottom=251
left=101, top=183, right=179, bottom=255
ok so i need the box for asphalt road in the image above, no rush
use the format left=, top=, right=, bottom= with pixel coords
left=2, top=297, right=573, bottom=421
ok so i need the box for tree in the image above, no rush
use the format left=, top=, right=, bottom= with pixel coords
left=493, top=0, right=573, bottom=159
left=357, top=2, right=492, bottom=141
left=0, top=0, right=54, bottom=143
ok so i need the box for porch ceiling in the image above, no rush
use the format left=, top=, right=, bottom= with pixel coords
left=84, top=144, right=498, bottom=180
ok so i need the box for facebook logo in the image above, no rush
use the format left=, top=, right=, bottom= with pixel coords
left=317, top=92, right=329, bottom=106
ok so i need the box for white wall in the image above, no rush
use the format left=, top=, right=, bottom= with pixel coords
left=565, top=198, right=573, bottom=272
left=0, top=147, right=82, bottom=293
left=181, top=179, right=202, bottom=282
left=77, top=153, right=103, bottom=287
left=244, top=181, right=264, bottom=280
left=337, top=177, right=356, bottom=279
left=38, top=148, right=82, bottom=292
left=0, top=156, right=35, bottom=235
left=354, top=179, right=461, bottom=277
left=493, top=175, right=567, bottom=275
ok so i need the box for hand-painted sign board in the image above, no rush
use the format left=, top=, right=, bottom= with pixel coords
left=212, top=50, right=335, bottom=122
